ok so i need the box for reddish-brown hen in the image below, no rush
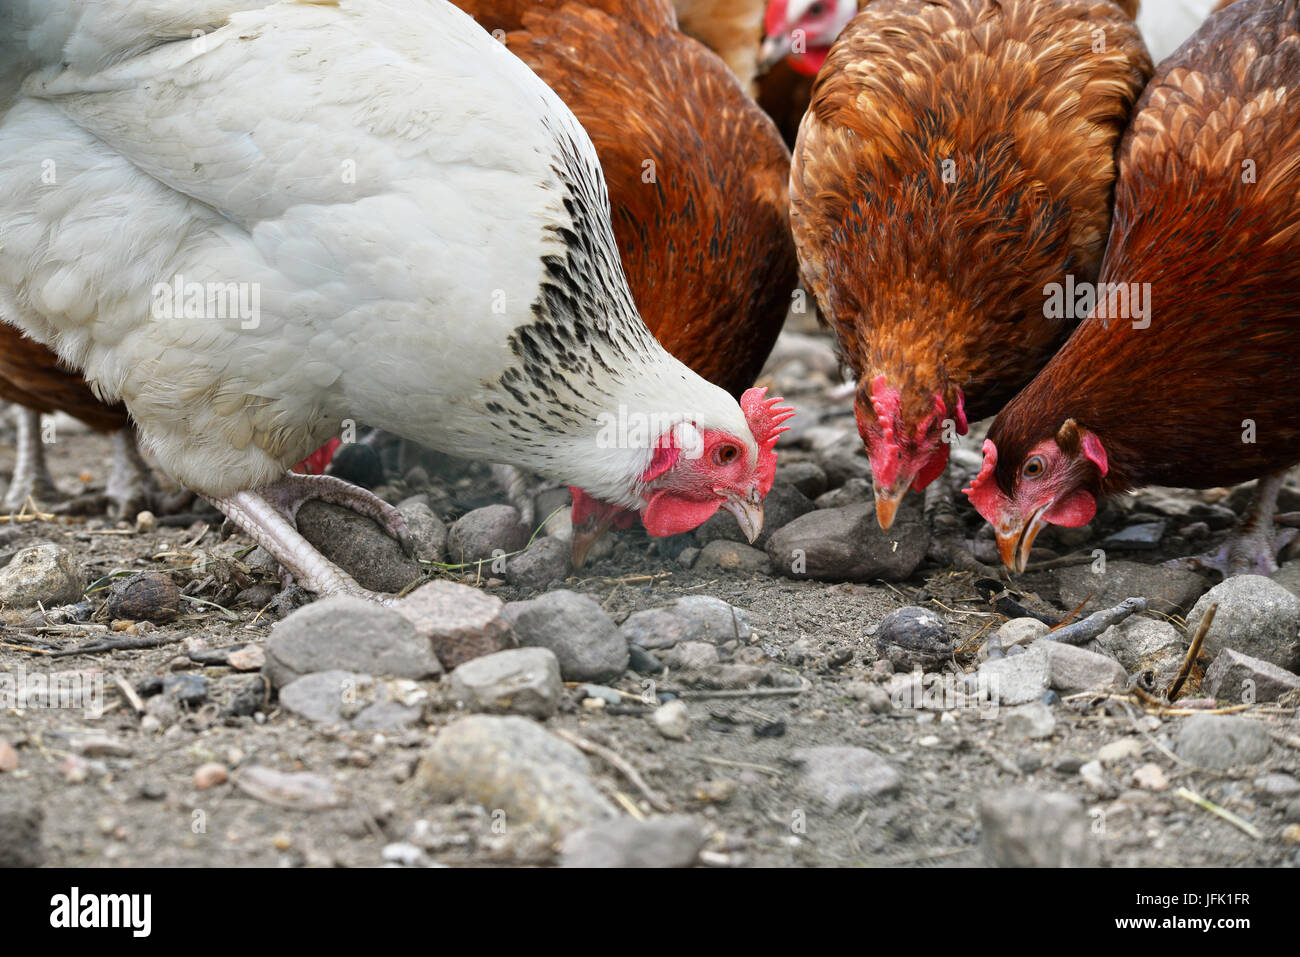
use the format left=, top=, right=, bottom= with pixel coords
left=967, top=0, right=1300, bottom=577
left=789, top=0, right=1151, bottom=531
left=458, top=0, right=798, bottom=399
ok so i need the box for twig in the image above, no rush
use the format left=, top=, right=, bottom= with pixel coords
left=50, top=632, right=183, bottom=658
left=611, top=792, right=646, bottom=820
left=694, top=755, right=782, bottom=776
left=1266, top=729, right=1300, bottom=751
left=1175, top=786, right=1262, bottom=840
left=110, top=673, right=146, bottom=713
left=1167, top=603, right=1216, bottom=702
left=668, top=680, right=810, bottom=700
left=1044, top=597, right=1147, bottom=646
left=552, top=728, right=673, bottom=814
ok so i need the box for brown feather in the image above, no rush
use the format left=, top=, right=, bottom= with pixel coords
left=790, top=0, right=1151, bottom=434
left=0, top=322, right=128, bottom=433
left=988, top=0, right=1300, bottom=497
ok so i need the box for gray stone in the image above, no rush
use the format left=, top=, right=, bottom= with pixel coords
left=695, top=482, right=813, bottom=549
left=979, top=789, right=1097, bottom=867
left=1042, top=641, right=1129, bottom=695
left=792, top=746, right=901, bottom=811
left=874, top=606, right=952, bottom=669
left=766, top=501, right=929, bottom=582
left=416, top=716, right=617, bottom=837
left=398, top=500, right=448, bottom=563
left=1255, top=773, right=1300, bottom=801
left=446, top=504, right=530, bottom=565
left=1273, top=560, right=1300, bottom=601
left=1185, top=576, right=1300, bottom=672
left=1003, top=701, right=1057, bottom=739
left=776, top=461, right=829, bottom=499
left=265, top=595, right=443, bottom=687
left=278, top=670, right=422, bottom=729
left=1093, top=616, right=1186, bottom=676
left=621, top=596, right=753, bottom=649
left=560, top=816, right=705, bottom=868
left=447, top=648, right=562, bottom=719
left=504, top=536, right=572, bottom=590
left=0, top=543, right=83, bottom=607
left=664, top=641, right=721, bottom=670
left=1201, top=648, right=1300, bottom=704
left=396, top=580, right=515, bottom=670
left=1173, top=714, right=1272, bottom=769
left=814, top=477, right=872, bottom=509
left=1103, top=521, right=1166, bottom=550
left=817, top=444, right=872, bottom=487
left=996, top=618, right=1051, bottom=651
left=503, top=590, right=628, bottom=682
left=298, top=501, right=422, bottom=594
left=0, top=795, right=44, bottom=867
left=694, top=540, right=773, bottom=575
left=1056, top=561, right=1208, bottom=618
left=977, top=647, right=1051, bottom=706
left=652, top=700, right=691, bottom=739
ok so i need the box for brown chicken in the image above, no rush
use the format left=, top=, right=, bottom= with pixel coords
left=0, top=323, right=153, bottom=516
left=460, top=0, right=797, bottom=400
left=966, top=0, right=1300, bottom=577
left=789, top=0, right=1151, bottom=538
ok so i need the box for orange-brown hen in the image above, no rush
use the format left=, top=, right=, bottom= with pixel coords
left=789, top=0, right=1151, bottom=535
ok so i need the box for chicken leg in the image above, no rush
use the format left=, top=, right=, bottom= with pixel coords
left=4, top=407, right=59, bottom=512
left=206, top=473, right=412, bottom=605
left=1165, top=471, right=1299, bottom=578
left=924, top=467, right=1000, bottom=577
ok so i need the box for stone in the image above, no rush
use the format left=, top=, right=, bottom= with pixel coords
left=503, top=590, right=628, bottom=682
left=0, top=796, right=44, bottom=867
left=1132, top=763, right=1170, bottom=791
left=1093, top=616, right=1186, bottom=677
left=1201, top=648, right=1300, bottom=704
left=0, top=543, right=83, bottom=607
left=664, top=641, right=720, bottom=671
left=264, top=595, right=442, bottom=687
left=1273, top=560, right=1300, bottom=601
left=995, top=618, right=1051, bottom=652
left=1042, top=641, right=1129, bottom=695
left=0, top=737, right=16, bottom=772
left=777, top=461, right=829, bottom=499
left=447, top=648, right=563, bottom=719
left=1185, top=576, right=1300, bottom=672
left=398, top=500, right=448, bottom=563
left=504, top=536, right=572, bottom=590
left=792, top=746, right=901, bottom=811
left=446, top=505, right=530, bottom=565
left=1056, top=561, right=1208, bottom=618
left=979, top=789, right=1097, bottom=867
left=560, top=816, right=705, bottom=868
left=297, top=501, right=422, bottom=593
left=279, top=670, right=374, bottom=725
left=1097, top=738, right=1144, bottom=763
left=396, top=580, right=515, bottom=669
left=1254, top=773, right=1300, bottom=801
left=1173, top=714, right=1272, bottom=769
left=194, top=763, right=229, bottom=789
left=416, top=716, right=617, bottom=838
left=814, top=477, right=872, bottom=509
left=817, top=444, right=872, bottom=487
left=1003, top=701, right=1056, bottom=739
left=1102, top=521, right=1166, bottom=550
left=653, top=700, right=691, bottom=739
left=874, top=606, right=952, bottom=670
left=694, top=540, right=773, bottom=575
left=620, top=596, right=753, bottom=649
left=766, top=501, right=929, bottom=582
left=976, top=647, right=1052, bottom=706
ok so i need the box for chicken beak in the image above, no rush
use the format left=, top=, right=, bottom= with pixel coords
left=872, top=479, right=907, bottom=531
left=571, top=511, right=617, bottom=570
left=996, top=505, right=1049, bottom=574
left=721, top=489, right=765, bottom=544
left=759, top=34, right=794, bottom=72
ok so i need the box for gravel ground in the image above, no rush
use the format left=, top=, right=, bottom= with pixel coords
left=1, top=324, right=1298, bottom=869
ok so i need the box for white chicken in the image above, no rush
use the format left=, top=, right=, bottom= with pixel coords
left=0, top=0, right=790, bottom=602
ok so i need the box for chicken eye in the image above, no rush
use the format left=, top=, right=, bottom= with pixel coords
left=808, top=2, right=826, bottom=15
left=714, top=444, right=740, bottom=466
left=1023, top=456, right=1045, bottom=479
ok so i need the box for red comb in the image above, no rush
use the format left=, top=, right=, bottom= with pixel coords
left=962, top=439, right=1003, bottom=520
left=741, top=386, right=796, bottom=495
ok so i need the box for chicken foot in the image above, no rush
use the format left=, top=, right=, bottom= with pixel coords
left=4, top=408, right=60, bottom=512
left=206, top=474, right=412, bottom=605
left=1165, top=471, right=1299, bottom=578
left=53, top=427, right=191, bottom=520
left=924, top=467, right=1000, bottom=577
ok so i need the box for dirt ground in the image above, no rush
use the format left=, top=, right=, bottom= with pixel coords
left=1, top=329, right=1298, bottom=869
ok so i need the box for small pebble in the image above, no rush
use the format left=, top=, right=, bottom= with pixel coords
left=653, top=700, right=691, bottom=740
left=194, top=763, right=229, bottom=790
left=1132, top=763, right=1170, bottom=791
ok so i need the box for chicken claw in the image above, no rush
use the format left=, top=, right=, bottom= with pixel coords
left=4, top=408, right=60, bottom=512
left=1164, top=472, right=1298, bottom=578
left=207, top=474, right=411, bottom=605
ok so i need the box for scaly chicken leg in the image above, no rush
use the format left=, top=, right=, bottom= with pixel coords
left=924, top=467, right=999, bottom=577
left=206, top=473, right=412, bottom=604
left=1166, top=472, right=1299, bottom=578
left=5, top=407, right=59, bottom=512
